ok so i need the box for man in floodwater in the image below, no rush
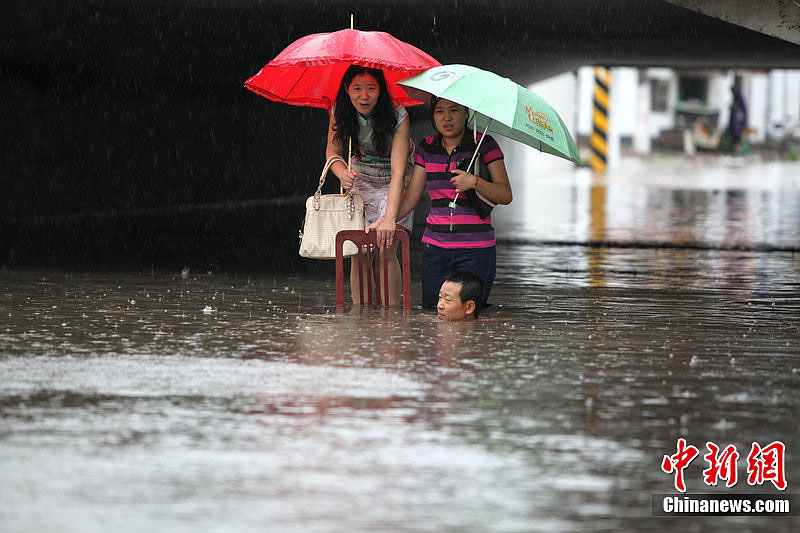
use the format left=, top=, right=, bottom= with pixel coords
left=437, top=270, right=484, bottom=321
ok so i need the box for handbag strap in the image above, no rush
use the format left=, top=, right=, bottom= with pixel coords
left=313, top=155, right=356, bottom=215
left=315, top=155, right=347, bottom=195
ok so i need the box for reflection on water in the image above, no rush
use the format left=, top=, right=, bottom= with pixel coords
left=497, top=245, right=800, bottom=293
left=2, top=156, right=799, bottom=531
left=494, top=154, right=800, bottom=250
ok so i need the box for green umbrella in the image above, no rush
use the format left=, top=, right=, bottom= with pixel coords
left=397, top=64, right=582, bottom=166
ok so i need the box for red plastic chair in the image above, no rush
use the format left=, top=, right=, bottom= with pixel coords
left=335, top=229, right=411, bottom=308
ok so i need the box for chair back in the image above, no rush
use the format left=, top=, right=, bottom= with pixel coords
left=335, top=230, right=411, bottom=308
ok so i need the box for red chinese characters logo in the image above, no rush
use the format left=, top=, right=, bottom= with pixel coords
left=703, top=442, right=739, bottom=487
left=662, top=438, right=699, bottom=492
left=662, top=440, right=787, bottom=492
left=747, top=441, right=787, bottom=490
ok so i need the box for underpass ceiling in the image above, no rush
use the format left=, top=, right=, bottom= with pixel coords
left=665, top=0, right=800, bottom=46
left=2, top=0, right=799, bottom=99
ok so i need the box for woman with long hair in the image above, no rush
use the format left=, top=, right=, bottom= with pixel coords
left=326, top=65, right=414, bottom=305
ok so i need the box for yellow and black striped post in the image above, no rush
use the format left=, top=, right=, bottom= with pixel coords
left=590, top=67, right=611, bottom=173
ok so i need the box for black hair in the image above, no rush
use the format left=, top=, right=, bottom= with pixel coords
left=332, top=65, right=396, bottom=157
left=430, top=95, right=470, bottom=133
left=444, top=270, right=484, bottom=318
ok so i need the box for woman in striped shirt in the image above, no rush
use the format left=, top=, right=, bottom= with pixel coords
left=396, top=97, right=512, bottom=309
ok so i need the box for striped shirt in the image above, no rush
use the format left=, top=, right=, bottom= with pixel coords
left=414, top=130, right=504, bottom=249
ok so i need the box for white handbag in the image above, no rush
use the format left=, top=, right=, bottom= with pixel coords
left=299, top=156, right=365, bottom=259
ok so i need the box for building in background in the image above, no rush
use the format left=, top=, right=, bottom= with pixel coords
left=501, top=67, right=800, bottom=175
left=572, top=67, right=800, bottom=163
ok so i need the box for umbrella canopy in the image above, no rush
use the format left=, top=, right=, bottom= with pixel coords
left=245, top=29, right=440, bottom=110
left=398, top=64, right=582, bottom=165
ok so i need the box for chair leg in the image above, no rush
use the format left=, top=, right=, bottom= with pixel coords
left=335, top=234, right=345, bottom=308
left=357, top=248, right=365, bottom=305
left=372, top=245, right=380, bottom=306
left=366, top=244, right=375, bottom=306
left=401, top=233, right=411, bottom=309
left=382, top=247, right=390, bottom=306
left=337, top=229, right=404, bottom=308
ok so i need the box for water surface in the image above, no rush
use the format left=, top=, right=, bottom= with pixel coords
left=2, top=155, right=799, bottom=532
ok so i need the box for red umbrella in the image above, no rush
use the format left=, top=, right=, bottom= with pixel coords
left=244, top=28, right=440, bottom=110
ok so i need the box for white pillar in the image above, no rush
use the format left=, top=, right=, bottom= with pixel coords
left=787, top=70, right=800, bottom=126
left=708, top=71, right=733, bottom=131
left=768, top=70, right=786, bottom=132
left=633, top=70, right=652, bottom=155
left=767, top=69, right=800, bottom=140
left=744, top=73, right=769, bottom=144
left=577, top=66, right=595, bottom=138
left=645, top=68, right=679, bottom=143
left=605, top=68, right=633, bottom=168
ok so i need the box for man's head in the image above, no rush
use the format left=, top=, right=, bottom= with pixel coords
left=437, top=271, right=484, bottom=320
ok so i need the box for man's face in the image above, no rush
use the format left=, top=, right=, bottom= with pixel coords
left=437, top=281, right=470, bottom=320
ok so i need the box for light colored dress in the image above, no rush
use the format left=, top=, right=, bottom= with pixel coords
left=349, top=104, right=414, bottom=230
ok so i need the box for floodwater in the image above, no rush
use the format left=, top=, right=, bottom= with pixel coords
left=2, top=155, right=799, bottom=532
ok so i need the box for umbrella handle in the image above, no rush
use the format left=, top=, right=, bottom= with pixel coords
left=465, top=119, right=492, bottom=174
left=340, top=137, right=352, bottom=196
left=452, top=119, right=490, bottom=207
